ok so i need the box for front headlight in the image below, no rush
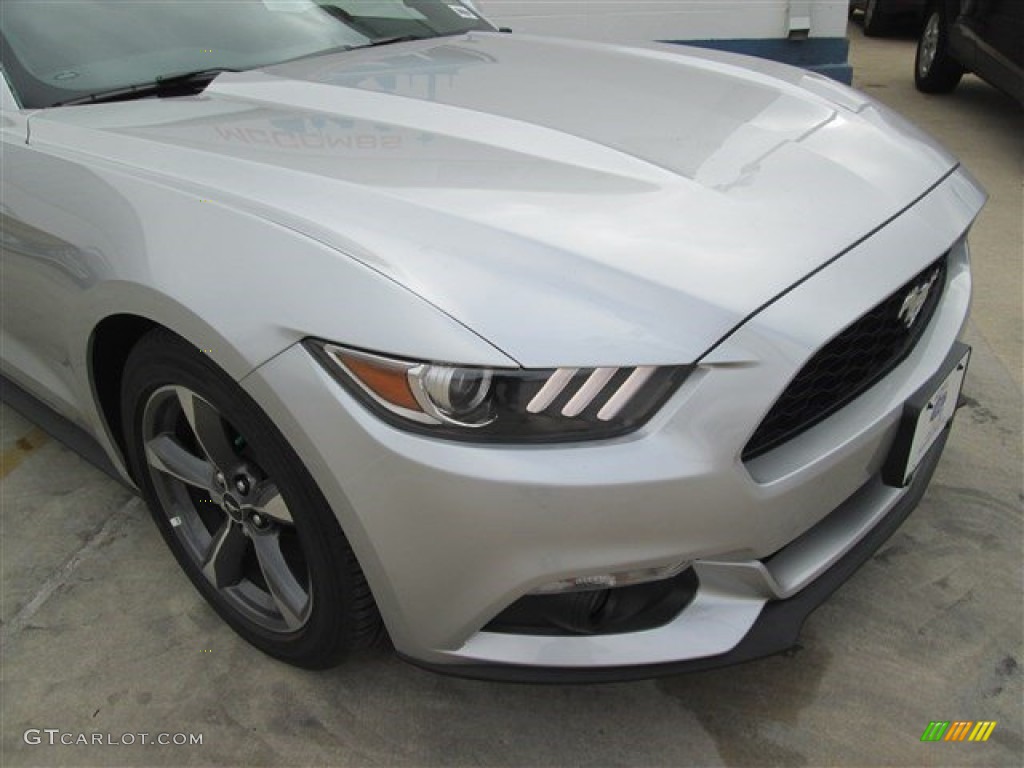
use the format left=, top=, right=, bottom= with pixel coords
left=305, top=341, right=691, bottom=443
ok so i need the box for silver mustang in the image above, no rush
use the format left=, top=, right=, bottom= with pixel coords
left=0, top=1, right=984, bottom=680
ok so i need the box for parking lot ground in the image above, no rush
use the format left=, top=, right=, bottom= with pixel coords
left=2, top=22, right=1022, bottom=768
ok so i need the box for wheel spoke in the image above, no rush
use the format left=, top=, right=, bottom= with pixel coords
left=145, top=433, right=217, bottom=492
left=173, top=386, right=240, bottom=473
left=251, top=530, right=308, bottom=629
left=921, top=17, right=938, bottom=72
left=201, top=520, right=248, bottom=589
left=253, top=484, right=294, bottom=524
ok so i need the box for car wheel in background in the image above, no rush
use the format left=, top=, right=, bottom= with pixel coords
left=863, top=0, right=891, bottom=36
left=121, top=329, right=382, bottom=668
left=915, top=6, right=965, bottom=93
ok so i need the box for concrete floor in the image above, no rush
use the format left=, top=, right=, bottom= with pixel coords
left=2, top=23, right=1022, bottom=768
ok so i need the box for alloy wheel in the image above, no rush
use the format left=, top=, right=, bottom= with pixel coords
left=919, top=12, right=941, bottom=77
left=141, top=384, right=312, bottom=632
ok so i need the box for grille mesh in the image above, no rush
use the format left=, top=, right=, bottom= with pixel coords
left=742, top=256, right=948, bottom=461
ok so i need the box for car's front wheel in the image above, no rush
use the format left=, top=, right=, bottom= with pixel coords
left=121, top=329, right=382, bottom=668
left=915, top=6, right=965, bottom=93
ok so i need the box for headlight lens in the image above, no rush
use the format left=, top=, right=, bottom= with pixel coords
left=419, top=365, right=493, bottom=421
left=305, top=340, right=691, bottom=442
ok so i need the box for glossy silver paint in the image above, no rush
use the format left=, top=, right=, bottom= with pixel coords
left=242, top=176, right=979, bottom=665
left=0, top=32, right=984, bottom=670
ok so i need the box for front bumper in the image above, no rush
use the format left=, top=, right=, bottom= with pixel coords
left=240, top=169, right=981, bottom=678
left=401, top=425, right=952, bottom=683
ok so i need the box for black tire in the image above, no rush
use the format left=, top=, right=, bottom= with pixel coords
left=915, top=7, right=965, bottom=93
left=863, top=0, right=890, bottom=36
left=121, top=328, right=382, bottom=668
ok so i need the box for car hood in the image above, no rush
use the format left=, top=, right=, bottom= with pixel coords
left=27, top=32, right=959, bottom=367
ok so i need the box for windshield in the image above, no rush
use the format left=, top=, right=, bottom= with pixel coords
left=0, top=0, right=495, bottom=108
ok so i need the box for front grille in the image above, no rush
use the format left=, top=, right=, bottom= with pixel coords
left=743, top=256, right=948, bottom=461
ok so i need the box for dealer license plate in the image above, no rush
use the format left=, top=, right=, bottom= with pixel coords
left=883, top=345, right=970, bottom=487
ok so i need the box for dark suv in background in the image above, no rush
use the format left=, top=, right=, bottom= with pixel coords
left=915, top=0, right=1023, bottom=103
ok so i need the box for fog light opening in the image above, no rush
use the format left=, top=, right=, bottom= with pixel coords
left=530, top=560, right=691, bottom=595
left=486, top=565, right=700, bottom=637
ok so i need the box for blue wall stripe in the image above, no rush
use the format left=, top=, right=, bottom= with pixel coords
left=661, top=37, right=853, bottom=84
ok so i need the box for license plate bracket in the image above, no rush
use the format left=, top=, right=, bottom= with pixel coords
left=882, top=343, right=971, bottom=488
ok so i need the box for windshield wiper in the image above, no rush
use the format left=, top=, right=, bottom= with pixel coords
left=275, top=35, right=427, bottom=65
left=275, top=33, right=431, bottom=66
left=351, top=34, right=425, bottom=49
left=54, top=68, right=237, bottom=107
